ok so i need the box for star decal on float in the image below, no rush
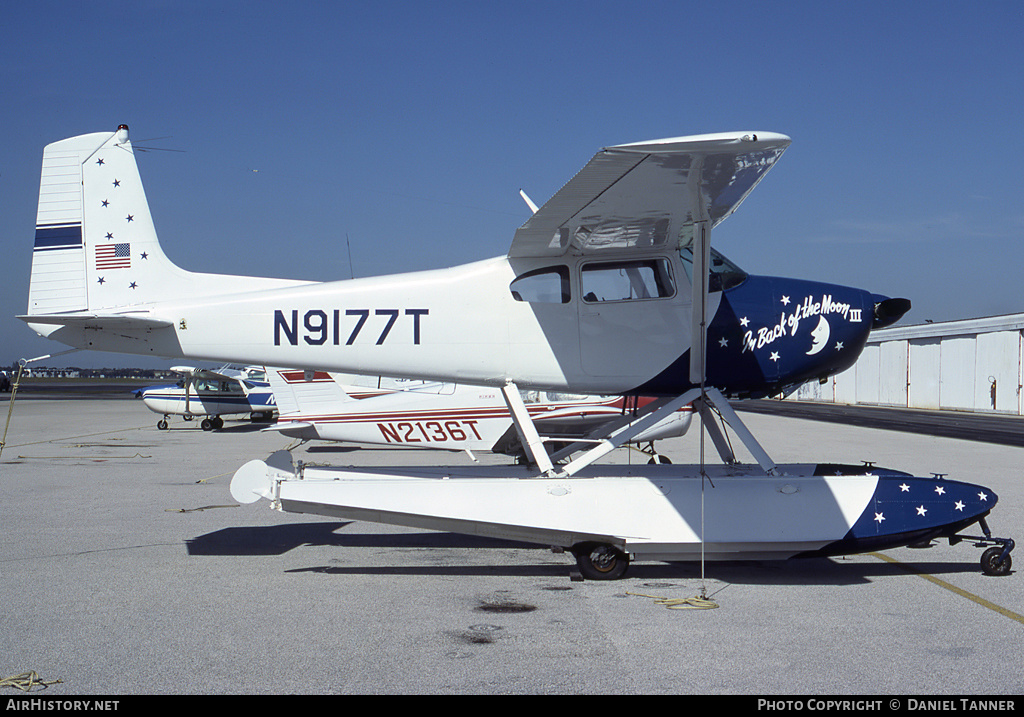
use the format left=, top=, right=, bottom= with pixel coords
left=899, top=483, right=910, bottom=492
left=769, top=352, right=780, bottom=362
left=954, top=501, right=965, bottom=512
left=874, top=512, right=885, bottom=523
left=718, top=337, right=728, bottom=347
left=781, top=295, right=791, bottom=305
left=916, top=505, right=928, bottom=516
left=978, top=491, right=989, bottom=501
left=739, top=317, right=749, bottom=327
left=934, top=485, right=945, bottom=495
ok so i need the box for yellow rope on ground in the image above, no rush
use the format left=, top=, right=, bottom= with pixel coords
left=0, top=364, right=26, bottom=460
left=627, top=591, right=720, bottom=610
left=0, top=671, right=62, bottom=691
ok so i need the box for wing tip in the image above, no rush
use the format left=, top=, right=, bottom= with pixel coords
left=608, top=131, right=791, bottom=154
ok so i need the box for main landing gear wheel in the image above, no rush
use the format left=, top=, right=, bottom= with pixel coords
left=157, top=419, right=169, bottom=430
left=981, top=546, right=1012, bottom=576
left=201, top=416, right=225, bottom=431
left=573, top=542, right=630, bottom=580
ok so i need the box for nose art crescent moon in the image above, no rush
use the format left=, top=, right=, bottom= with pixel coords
left=806, top=315, right=831, bottom=355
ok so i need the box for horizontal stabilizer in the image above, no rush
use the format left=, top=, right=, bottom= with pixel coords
left=17, top=313, right=174, bottom=329
left=262, top=421, right=314, bottom=433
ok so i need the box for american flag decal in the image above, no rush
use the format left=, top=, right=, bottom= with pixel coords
left=96, top=242, right=131, bottom=269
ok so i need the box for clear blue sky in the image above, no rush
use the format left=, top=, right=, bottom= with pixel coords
left=2, top=1, right=1022, bottom=368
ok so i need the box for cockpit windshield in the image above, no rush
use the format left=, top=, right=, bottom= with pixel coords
left=678, top=241, right=748, bottom=292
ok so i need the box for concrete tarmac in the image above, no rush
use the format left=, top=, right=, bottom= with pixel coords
left=1, top=396, right=1021, bottom=695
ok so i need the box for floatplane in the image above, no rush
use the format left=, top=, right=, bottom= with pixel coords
left=19, top=125, right=1013, bottom=579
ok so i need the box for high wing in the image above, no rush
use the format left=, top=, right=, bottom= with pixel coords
left=168, top=365, right=246, bottom=383
left=509, top=132, right=790, bottom=259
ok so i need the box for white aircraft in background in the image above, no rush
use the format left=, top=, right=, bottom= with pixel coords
left=133, top=364, right=276, bottom=430
left=265, top=368, right=692, bottom=462
left=19, top=125, right=1013, bottom=579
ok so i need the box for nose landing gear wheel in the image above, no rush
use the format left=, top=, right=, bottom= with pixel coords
left=573, top=542, right=630, bottom=580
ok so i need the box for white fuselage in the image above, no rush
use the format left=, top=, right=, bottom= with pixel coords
left=32, top=252, right=711, bottom=396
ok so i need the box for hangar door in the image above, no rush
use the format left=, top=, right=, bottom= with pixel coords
left=975, top=331, right=1021, bottom=413
left=854, top=344, right=879, bottom=404
left=908, top=338, right=940, bottom=410
left=939, top=336, right=975, bottom=410
left=877, top=340, right=908, bottom=407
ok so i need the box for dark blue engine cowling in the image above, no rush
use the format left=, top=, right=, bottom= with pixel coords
left=632, top=275, right=900, bottom=398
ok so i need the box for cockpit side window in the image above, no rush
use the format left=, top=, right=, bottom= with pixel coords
left=510, top=266, right=571, bottom=304
left=580, top=258, right=675, bottom=303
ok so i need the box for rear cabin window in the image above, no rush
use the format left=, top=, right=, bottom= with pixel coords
left=580, top=259, right=675, bottom=303
left=510, top=266, right=570, bottom=304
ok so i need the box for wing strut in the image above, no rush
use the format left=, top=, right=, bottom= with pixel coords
left=687, top=216, right=778, bottom=476
left=690, top=221, right=710, bottom=385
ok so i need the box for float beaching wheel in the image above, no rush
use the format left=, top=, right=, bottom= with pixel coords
left=573, top=542, right=630, bottom=580
left=981, top=546, right=1012, bottom=576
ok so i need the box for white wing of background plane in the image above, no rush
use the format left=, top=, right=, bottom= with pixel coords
left=509, top=132, right=790, bottom=259
left=168, top=365, right=245, bottom=383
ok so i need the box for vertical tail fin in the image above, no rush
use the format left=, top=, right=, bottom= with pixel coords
left=27, top=125, right=310, bottom=318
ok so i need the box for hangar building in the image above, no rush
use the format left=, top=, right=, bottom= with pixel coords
left=791, top=313, right=1024, bottom=415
